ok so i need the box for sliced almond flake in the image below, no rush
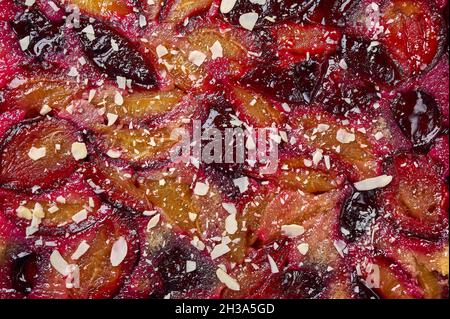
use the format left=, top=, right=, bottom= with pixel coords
left=216, top=268, right=240, bottom=291
left=25, top=0, right=36, bottom=6
left=116, top=76, right=127, bottom=89
left=222, top=203, right=237, bottom=215
left=281, top=224, right=305, bottom=238
left=210, top=243, right=231, bottom=260
left=333, top=239, right=347, bottom=257
left=32, top=203, right=45, bottom=219
left=297, top=243, right=309, bottom=255
left=186, top=260, right=197, bottom=273
left=239, top=12, right=259, bottom=31
left=107, top=113, right=119, bottom=126
left=16, top=206, right=33, bottom=220
left=193, top=182, right=209, bottom=196
left=365, top=263, right=381, bottom=289
left=220, top=0, right=237, bottom=13
left=267, top=254, right=279, bottom=273
left=107, top=149, right=122, bottom=159
left=156, top=44, right=169, bottom=58
left=40, top=105, right=52, bottom=115
left=233, top=176, right=249, bottom=193
left=225, top=214, right=238, bottom=235
left=71, top=240, right=90, bottom=260
left=146, top=213, right=161, bottom=231
left=210, top=41, right=223, bottom=59
left=28, top=147, right=46, bottom=161
left=71, top=142, right=88, bottom=160
left=354, top=175, right=393, bottom=191
left=110, top=236, right=128, bottom=267
left=50, top=250, right=69, bottom=276
left=336, top=128, right=356, bottom=144
left=72, top=209, right=88, bottom=224
left=19, top=36, right=30, bottom=51
left=114, top=91, right=124, bottom=105
left=188, top=50, right=207, bottom=67
left=65, top=264, right=80, bottom=289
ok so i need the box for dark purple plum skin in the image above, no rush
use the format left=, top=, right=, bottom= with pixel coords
left=77, top=19, right=158, bottom=89
left=340, top=191, right=379, bottom=242
left=241, top=59, right=323, bottom=104
left=10, top=9, right=64, bottom=61
left=391, top=90, right=442, bottom=151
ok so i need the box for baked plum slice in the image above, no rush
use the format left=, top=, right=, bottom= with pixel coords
left=380, top=0, right=446, bottom=77
left=161, top=0, right=213, bottom=23
left=0, top=118, right=84, bottom=191
left=264, top=155, right=345, bottom=195
left=86, top=156, right=152, bottom=213
left=10, top=9, right=64, bottom=62
left=89, top=87, right=185, bottom=125
left=29, top=217, right=137, bottom=299
left=339, top=191, right=379, bottom=242
left=382, top=153, right=448, bottom=238
left=76, top=19, right=158, bottom=89
left=0, top=77, right=83, bottom=116
left=119, top=224, right=218, bottom=299
left=0, top=213, right=34, bottom=298
left=290, top=112, right=379, bottom=180
left=241, top=59, right=323, bottom=104
left=0, top=177, right=107, bottom=236
left=391, top=90, right=442, bottom=151
left=341, top=37, right=400, bottom=85
left=313, top=60, right=381, bottom=115
left=220, top=0, right=317, bottom=28
left=244, top=187, right=344, bottom=244
left=227, top=86, right=286, bottom=127
left=154, top=20, right=260, bottom=90
left=273, top=23, right=342, bottom=60
left=253, top=265, right=331, bottom=299
left=59, top=0, right=133, bottom=18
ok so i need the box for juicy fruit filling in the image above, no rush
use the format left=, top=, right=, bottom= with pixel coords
left=0, top=0, right=448, bottom=299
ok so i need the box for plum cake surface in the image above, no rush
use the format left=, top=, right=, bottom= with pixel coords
left=0, top=0, right=449, bottom=299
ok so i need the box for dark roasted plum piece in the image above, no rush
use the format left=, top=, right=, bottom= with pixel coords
left=10, top=9, right=63, bottom=61
left=254, top=266, right=331, bottom=299
left=339, top=191, right=379, bottom=242
left=391, top=90, right=442, bottom=151
left=77, top=19, right=157, bottom=89
left=0, top=177, right=107, bottom=236
left=313, top=58, right=381, bottom=115
left=0, top=212, right=34, bottom=298
left=241, top=59, right=323, bottom=104
left=342, top=36, right=399, bottom=85
left=380, top=0, right=446, bottom=77
left=0, top=118, right=83, bottom=191
left=220, top=0, right=317, bottom=28
left=30, top=217, right=137, bottom=299
left=119, top=224, right=218, bottom=299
